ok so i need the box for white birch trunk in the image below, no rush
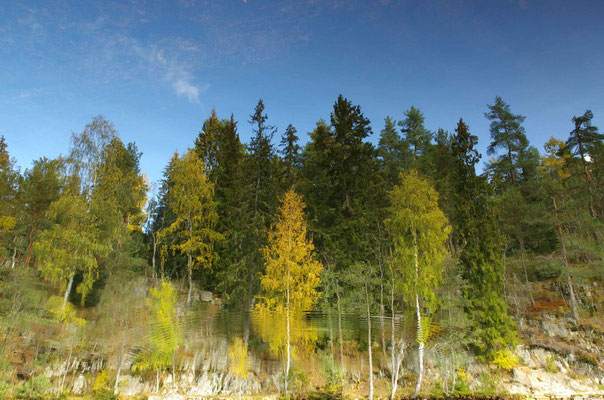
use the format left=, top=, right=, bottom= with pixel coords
left=365, top=282, right=373, bottom=400
left=62, top=274, right=75, bottom=312
left=413, top=238, right=423, bottom=398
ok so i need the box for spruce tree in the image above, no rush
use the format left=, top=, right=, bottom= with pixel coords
left=398, top=106, right=431, bottom=158
left=279, top=124, right=301, bottom=188
left=378, top=116, right=410, bottom=187
left=451, top=119, right=517, bottom=355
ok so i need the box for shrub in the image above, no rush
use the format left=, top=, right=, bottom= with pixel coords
left=491, top=349, right=519, bottom=371
left=92, top=371, right=118, bottom=400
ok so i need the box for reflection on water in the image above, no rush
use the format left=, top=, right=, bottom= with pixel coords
left=111, top=301, right=420, bottom=396
left=1, top=274, right=464, bottom=398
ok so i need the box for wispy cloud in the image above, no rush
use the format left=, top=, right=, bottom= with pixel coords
left=3, top=2, right=210, bottom=104
left=133, top=44, right=206, bottom=103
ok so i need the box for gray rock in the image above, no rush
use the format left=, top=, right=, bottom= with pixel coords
left=72, top=374, right=86, bottom=394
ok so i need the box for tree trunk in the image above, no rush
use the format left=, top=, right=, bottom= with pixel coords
left=552, top=196, right=579, bottom=321
left=187, top=252, right=193, bottom=307
left=390, top=277, right=398, bottom=400
left=336, top=283, right=345, bottom=385
left=379, top=264, right=387, bottom=360
left=172, top=349, right=177, bottom=390
left=327, top=300, right=334, bottom=363
left=24, top=224, right=38, bottom=268
left=285, top=278, right=291, bottom=394
left=578, top=141, right=597, bottom=218
left=414, top=292, right=424, bottom=398
left=413, top=240, right=423, bottom=398
left=10, top=246, right=17, bottom=269
left=156, top=368, right=160, bottom=393
left=114, top=347, right=123, bottom=395
left=365, top=282, right=374, bottom=400
left=152, top=233, right=157, bottom=280
left=568, top=276, right=579, bottom=321
left=62, top=274, right=75, bottom=312
left=519, top=239, right=535, bottom=307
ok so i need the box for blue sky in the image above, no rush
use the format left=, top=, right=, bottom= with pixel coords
left=1, top=0, right=603, bottom=184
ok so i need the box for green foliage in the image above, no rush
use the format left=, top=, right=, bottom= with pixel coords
left=14, top=376, right=50, bottom=400
left=450, top=119, right=517, bottom=355
left=379, top=116, right=410, bottom=186
left=399, top=106, right=431, bottom=158
left=0, top=136, right=19, bottom=262
left=1, top=95, right=602, bottom=398
left=134, top=281, right=182, bottom=374
left=386, top=170, right=450, bottom=310
left=33, top=193, right=106, bottom=306
left=257, top=190, right=322, bottom=313
left=485, top=96, right=530, bottom=187
left=490, top=349, right=519, bottom=371
left=476, top=372, right=498, bottom=395
left=92, top=371, right=118, bottom=400
left=161, top=149, right=221, bottom=304
left=545, top=355, right=558, bottom=373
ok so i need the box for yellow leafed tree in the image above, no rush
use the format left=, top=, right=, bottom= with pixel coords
left=256, top=189, right=322, bottom=393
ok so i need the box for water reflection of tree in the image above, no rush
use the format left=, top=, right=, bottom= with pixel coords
left=252, top=308, right=318, bottom=389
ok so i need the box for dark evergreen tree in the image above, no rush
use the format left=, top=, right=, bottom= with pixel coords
left=301, top=95, right=379, bottom=302
left=398, top=106, right=431, bottom=158
left=484, top=97, right=529, bottom=188
left=450, top=119, right=517, bottom=355
left=566, top=110, right=603, bottom=218
left=234, top=100, right=282, bottom=312
left=279, top=123, right=301, bottom=188
left=194, top=109, right=223, bottom=175
left=378, top=116, right=410, bottom=187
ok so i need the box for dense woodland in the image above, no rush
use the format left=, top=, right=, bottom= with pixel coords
left=0, top=95, right=602, bottom=398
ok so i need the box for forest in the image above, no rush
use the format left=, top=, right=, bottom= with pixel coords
left=0, top=95, right=602, bottom=399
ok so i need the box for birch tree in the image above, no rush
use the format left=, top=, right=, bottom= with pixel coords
left=386, top=170, right=450, bottom=397
left=33, top=193, right=105, bottom=315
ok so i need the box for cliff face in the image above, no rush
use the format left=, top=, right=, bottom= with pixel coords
left=499, top=278, right=604, bottom=396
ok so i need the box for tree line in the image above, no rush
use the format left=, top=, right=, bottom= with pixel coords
left=0, top=95, right=602, bottom=396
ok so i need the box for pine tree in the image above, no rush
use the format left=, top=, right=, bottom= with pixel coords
left=566, top=110, right=603, bottom=218
left=302, top=96, right=377, bottom=267
left=213, top=116, right=250, bottom=303
left=485, top=97, right=529, bottom=187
